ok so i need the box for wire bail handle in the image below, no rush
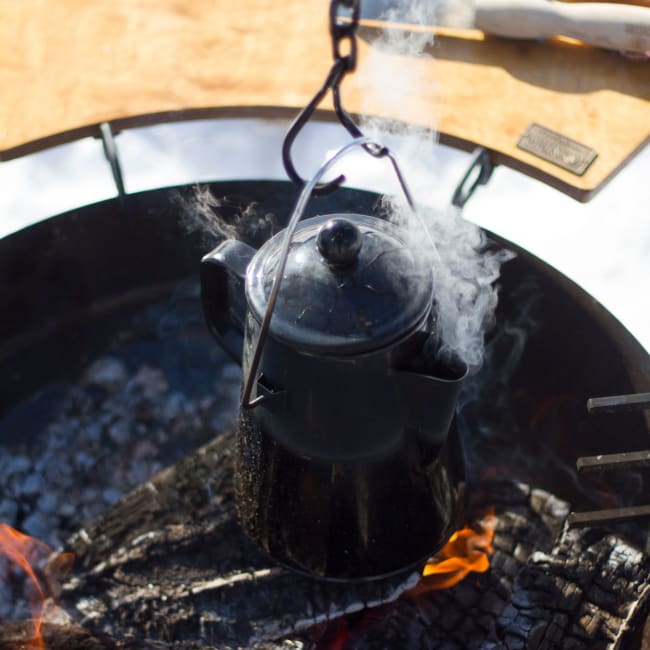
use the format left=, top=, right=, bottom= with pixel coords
left=242, top=137, right=427, bottom=408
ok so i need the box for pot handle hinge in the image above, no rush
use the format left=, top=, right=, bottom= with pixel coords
left=246, top=374, right=286, bottom=413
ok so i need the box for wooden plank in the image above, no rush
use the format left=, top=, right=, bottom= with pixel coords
left=0, top=1, right=648, bottom=200
left=355, top=21, right=650, bottom=201
left=0, top=0, right=335, bottom=156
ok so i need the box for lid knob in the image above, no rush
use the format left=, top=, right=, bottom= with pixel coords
left=316, top=218, right=362, bottom=269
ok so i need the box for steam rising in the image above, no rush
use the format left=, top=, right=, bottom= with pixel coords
left=403, top=202, right=509, bottom=370
left=358, top=0, right=512, bottom=371
left=175, top=186, right=278, bottom=247
left=181, top=186, right=240, bottom=241
left=180, top=0, right=511, bottom=371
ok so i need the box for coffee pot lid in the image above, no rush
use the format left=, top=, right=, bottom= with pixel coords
left=246, top=214, right=434, bottom=354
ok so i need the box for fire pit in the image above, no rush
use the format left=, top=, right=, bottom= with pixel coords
left=0, top=180, right=648, bottom=648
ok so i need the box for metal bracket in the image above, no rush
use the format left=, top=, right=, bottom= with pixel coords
left=248, top=374, right=286, bottom=413
left=99, top=121, right=126, bottom=206
left=587, top=392, right=650, bottom=414
left=568, top=392, right=650, bottom=529
left=451, top=147, right=494, bottom=209
left=567, top=505, right=650, bottom=528
left=577, top=450, right=650, bottom=473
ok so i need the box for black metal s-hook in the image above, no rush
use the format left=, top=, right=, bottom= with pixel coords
left=282, top=0, right=363, bottom=197
left=282, top=59, right=349, bottom=196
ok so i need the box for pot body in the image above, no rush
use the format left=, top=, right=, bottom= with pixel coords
left=200, top=214, right=468, bottom=580
left=234, top=310, right=466, bottom=580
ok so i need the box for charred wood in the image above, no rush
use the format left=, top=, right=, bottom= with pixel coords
left=0, top=621, right=303, bottom=650
left=0, top=621, right=120, bottom=650
left=495, top=527, right=650, bottom=649
left=59, top=432, right=650, bottom=649
left=60, top=431, right=419, bottom=648
left=297, top=483, right=650, bottom=650
left=0, top=621, right=294, bottom=650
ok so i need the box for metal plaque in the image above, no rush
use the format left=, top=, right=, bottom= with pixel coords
left=517, top=124, right=598, bottom=176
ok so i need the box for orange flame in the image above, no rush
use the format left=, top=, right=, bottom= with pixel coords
left=414, top=510, right=496, bottom=594
left=0, top=522, right=51, bottom=649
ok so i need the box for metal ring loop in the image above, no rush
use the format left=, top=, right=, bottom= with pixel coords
left=332, top=34, right=357, bottom=71
left=329, top=0, right=360, bottom=39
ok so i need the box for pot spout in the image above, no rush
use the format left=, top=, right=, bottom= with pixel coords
left=395, top=362, right=469, bottom=446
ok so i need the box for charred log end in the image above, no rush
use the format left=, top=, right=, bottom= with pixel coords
left=0, top=621, right=118, bottom=650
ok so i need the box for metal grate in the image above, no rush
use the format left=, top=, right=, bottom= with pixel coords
left=568, top=392, right=650, bottom=529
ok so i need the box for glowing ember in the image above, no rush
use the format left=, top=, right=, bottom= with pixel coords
left=0, top=522, right=51, bottom=649
left=415, top=511, right=496, bottom=593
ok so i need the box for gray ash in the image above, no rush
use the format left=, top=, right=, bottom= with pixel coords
left=0, top=354, right=240, bottom=623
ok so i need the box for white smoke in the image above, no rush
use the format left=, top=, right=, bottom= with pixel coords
left=174, top=186, right=279, bottom=247
left=358, top=0, right=512, bottom=371
left=401, top=202, right=509, bottom=370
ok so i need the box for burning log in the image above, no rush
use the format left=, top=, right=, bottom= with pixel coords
left=496, top=528, right=650, bottom=649
left=0, top=522, right=56, bottom=649
left=299, top=486, right=650, bottom=649
left=0, top=622, right=119, bottom=650
left=1, top=347, right=647, bottom=648
left=59, top=430, right=420, bottom=648
left=50, top=429, right=650, bottom=649
left=298, top=480, right=567, bottom=648
left=0, top=621, right=255, bottom=649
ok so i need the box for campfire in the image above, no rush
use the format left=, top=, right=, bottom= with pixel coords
left=1, top=0, right=649, bottom=646
left=415, top=514, right=495, bottom=593
left=0, top=523, right=49, bottom=649
left=0, top=248, right=648, bottom=648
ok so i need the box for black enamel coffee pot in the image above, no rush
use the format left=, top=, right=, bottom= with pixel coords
left=201, top=211, right=468, bottom=580
left=200, top=140, right=468, bottom=581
